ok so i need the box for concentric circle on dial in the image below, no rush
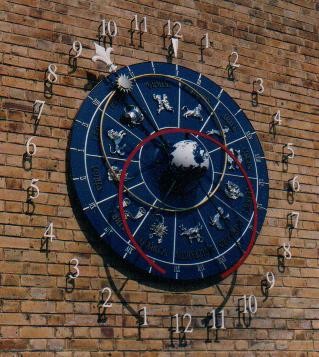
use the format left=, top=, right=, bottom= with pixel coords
left=99, top=73, right=228, bottom=212
left=68, top=61, right=269, bottom=281
left=118, top=128, right=258, bottom=279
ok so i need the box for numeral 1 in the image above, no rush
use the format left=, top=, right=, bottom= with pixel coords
left=138, top=306, right=148, bottom=326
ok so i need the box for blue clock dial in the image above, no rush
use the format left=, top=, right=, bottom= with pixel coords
left=69, top=62, right=269, bottom=281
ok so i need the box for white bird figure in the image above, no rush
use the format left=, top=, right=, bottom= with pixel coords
left=92, top=43, right=117, bottom=73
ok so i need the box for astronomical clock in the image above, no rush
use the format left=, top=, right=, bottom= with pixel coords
left=22, top=15, right=302, bottom=345
left=69, top=62, right=269, bottom=283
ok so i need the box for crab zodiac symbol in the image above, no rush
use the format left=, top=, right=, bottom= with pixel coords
left=107, top=129, right=126, bottom=156
left=179, top=223, right=203, bottom=243
left=182, top=104, right=203, bottom=121
left=153, top=94, right=174, bottom=114
left=122, top=105, right=144, bottom=127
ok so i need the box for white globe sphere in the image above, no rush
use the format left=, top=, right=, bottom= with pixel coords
left=169, top=140, right=210, bottom=172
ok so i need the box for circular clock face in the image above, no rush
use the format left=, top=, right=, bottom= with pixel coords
left=69, top=62, right=269, bottom=282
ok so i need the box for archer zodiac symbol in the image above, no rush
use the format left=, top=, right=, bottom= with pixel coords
left=153, top=94, right=174, bottom=114
left=107, top=129, right=126, bottom=156
left=227, top=148, right=243, bottom=170
left=209, top=207, right=230, bottom=230
left=121, top=198, right=146, bottom=220
left=149, top=214, right=168, bottom=244
left=224, top=181, right=244, bottom=200
left=182, top=104, right=203, bottom=121
left=179, top=223, right=203, bottom=243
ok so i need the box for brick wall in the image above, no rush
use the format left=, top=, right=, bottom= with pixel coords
left=1, top=0, right=319, bottom=356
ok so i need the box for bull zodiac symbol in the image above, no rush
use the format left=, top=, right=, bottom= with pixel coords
left=182, top=104, right=203, bottom=121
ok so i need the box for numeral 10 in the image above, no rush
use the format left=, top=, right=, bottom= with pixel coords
left=242, top=294, right=258, bottom=314
left=101, top=20, right=118, bottom=37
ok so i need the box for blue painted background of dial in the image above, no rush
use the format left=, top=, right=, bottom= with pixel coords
left=69, top=62, right=269, bottom=281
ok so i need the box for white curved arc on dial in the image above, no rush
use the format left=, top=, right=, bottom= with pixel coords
left=101, top=70, right=228, bottom=213
left=79, top=64, right=265, bottom=272
left=82, top=94, right=137, bottom=251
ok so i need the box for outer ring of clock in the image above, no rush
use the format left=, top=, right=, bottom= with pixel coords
left=69, top=61, right=269, bottom=282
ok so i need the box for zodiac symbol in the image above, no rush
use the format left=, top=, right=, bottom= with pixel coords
left=182, top=104, right=203, bottom=121
left=206, top=126, right=229, bottom=138
left=153, top=94, right=174, bottom=114
left=209, top=207, right=230, bottom=230
left=92, top=43, right=117, bottom=73
left=179, top=223, right=203, bottom=243
left=122, top=105, right=144, bottom=126
left=227, top=148, right=243, bottom=170
left=120, top=198, right=146, bottom=221
left=47, top=64, right=58, bottom=83
left=149, top=215, right=168, bottom=244
left=224, top=181, right=244, bottom=200
left=107, top=129, right=126, bottom=156
left=107, top=166, right=127, bottom=182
